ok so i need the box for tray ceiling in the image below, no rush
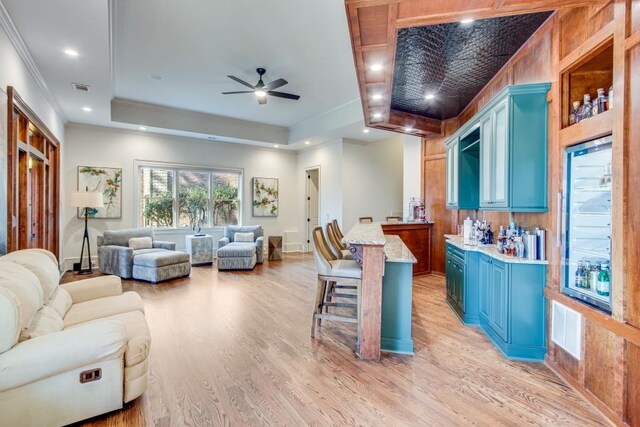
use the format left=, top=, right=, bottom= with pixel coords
left=391, top=12, right=553, bottom=121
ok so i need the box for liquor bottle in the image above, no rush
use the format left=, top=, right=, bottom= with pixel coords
left=589, top=262, right=601, bottom=290
left=569, top=101, right=580, bottom=125
left=582, top=261, right=592, bottom=289
left=608, top=86, right=613, bottom=110
left=575, top=262, right=585, bottom=288
left=597, top=262, right=610, bottom=297
left=594, top=88, right=607, bottom=115
left=578, top=94, right=592, bottom=121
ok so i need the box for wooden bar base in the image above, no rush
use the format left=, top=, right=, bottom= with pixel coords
left=356, top=244, right=385, bottom=361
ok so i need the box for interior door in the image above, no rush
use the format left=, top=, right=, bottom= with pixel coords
left=492, top=99, right=509, bottom=208
left=306, top=169, right=319, bottom=252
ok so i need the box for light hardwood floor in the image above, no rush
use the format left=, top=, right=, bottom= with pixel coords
left=66, top=254, right=609, bottom=426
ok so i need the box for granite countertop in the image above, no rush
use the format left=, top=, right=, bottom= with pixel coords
left=383, top=235, right=417, bottom=264
left=444, top=234, right=549, bottom=265
left=342, top=223, right=386, bottom=245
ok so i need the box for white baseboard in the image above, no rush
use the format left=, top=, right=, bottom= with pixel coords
left=62, top=256, right=98, bottom=272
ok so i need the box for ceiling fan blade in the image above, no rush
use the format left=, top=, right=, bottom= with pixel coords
left=221, top=91, right=255, bottom=94
left=267, top=91, right=300, bottom=100
left=264, top=78, right=288, bottom=91
left=258, top=96, right=267, bottom=105
left=227, top=75, right=255, bottom=89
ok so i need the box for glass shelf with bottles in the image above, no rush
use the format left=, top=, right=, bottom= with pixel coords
left=568, top=258, right=611, bottom=301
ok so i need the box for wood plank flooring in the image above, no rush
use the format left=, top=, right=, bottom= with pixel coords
left=65, top=254, right=609, bottom=426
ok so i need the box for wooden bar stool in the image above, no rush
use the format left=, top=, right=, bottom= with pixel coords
left=326, top=222, right=353, bottom=260
left=359, top=217, right=374, bottom=223
left=332, top=219, right=345, bottom=242
left=310, top=227, right=362, bottom=338
left=385, top=216, right=401, bottom=223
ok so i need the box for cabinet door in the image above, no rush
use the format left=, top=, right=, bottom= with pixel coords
left=446, top=141, right=459, bottom=207
left=492, top=99, right=509, bottom=208
left=456, top=260, right=465, bottom=310
left=479, top=114, right=493, bottom=207
left=445, top=256, right=453, bottom=298
left=478, top=256, right=491, bottom=322
left=490, top=261, right=509, bottom=342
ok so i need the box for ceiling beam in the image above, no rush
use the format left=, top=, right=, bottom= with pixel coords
left=345, top=0, right=593, bottom=137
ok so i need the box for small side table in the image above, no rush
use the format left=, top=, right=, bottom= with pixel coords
left=185, top=234, right=214, bottom=265
left=268, top=236, right=283, bottom=261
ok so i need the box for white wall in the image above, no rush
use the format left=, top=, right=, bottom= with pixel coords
left=62, top=124, right=300, bottom=268
left=402, top=135, right=422, bottom=219
left=342, top=136, right=404, bottom=230
left=0, top=24, right=64, bottom=140
left=296, top=140, right=343, bottom=250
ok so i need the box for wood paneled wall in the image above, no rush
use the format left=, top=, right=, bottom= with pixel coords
left=421, top=2, right=640, bottom=425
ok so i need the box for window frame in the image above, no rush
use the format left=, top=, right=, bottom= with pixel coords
left=135, top=160, right=243, bottom=230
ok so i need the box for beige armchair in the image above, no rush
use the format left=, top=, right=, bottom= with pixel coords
left=0, top=249, right=151, bottom=426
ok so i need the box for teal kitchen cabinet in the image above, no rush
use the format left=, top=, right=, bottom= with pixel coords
left=476, top=253, right=547, bottom=361
left=446, top=125, right=480, bottom=210
left=445, top=243, right=479, bottom=325
left=447, top=83, right=551, bottom=212
left=478, top=83, right=551, bottom=211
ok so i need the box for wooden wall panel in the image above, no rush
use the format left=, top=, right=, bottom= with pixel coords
left=560, top=4, right=614, bottom=58
left=626, top=341, right=640, bottom=426
left=357, top=5, right=389, bottom=46
left=626, top=44, right=640, bottom=329
left=555, top=345, right=582, bottom=381
left=585, top=321, right=617, bottom=410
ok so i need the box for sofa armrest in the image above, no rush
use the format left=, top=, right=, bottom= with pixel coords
left=218, top=237, right=230, bottom=249
left=60, top=275, right=123, bottom=304
left=0, top=320, right=125, bottom=392
left=255, top=236, right=264, bottom=263
left=98, top=245, right=134, bottom=278
left=153, top=240, right=176, bottom=250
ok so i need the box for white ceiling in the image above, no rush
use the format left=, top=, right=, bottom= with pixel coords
left=2, top=0, right=396, bottom=148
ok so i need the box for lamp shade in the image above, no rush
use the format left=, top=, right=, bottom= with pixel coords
left=70, top=191, right=104, bottom=208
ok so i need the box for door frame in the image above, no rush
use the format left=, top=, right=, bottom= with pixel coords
left=305, top=166, right=321, bottom=253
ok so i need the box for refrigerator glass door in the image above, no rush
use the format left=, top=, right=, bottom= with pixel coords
left=562, top=136, right=612, bottom=313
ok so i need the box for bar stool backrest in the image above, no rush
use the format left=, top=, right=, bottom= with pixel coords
left=331, top=219, right=344, bottom=240
left=359, top=217, right=373, bottom=223
left=326, top=222, right=345, bottom=259
left=386, top=216, right=401, bottom=223
left=312, top=227, right=336, bottom=276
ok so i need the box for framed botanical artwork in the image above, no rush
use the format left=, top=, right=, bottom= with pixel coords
left=252, top=177, right=278, bottom=217
left=77, top=166, right=122, bottom=218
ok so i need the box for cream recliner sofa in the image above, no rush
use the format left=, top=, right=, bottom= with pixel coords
left=0, top=249, right=151, bottom=426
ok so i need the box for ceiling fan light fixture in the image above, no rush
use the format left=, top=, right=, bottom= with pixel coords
left=255, top=89, right=267, bottom=97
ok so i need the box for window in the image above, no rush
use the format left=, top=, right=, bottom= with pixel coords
left=138, top=163, right=241, bottom=229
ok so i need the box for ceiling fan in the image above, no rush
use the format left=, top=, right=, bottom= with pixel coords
left=222, top=68, right=301, bottom=105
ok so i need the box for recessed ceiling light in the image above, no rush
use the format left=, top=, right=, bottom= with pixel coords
left=370, top=63, right=383, bottom=71
left=425, top=93, right=435, bottom=100
left=304, top=140, right=310, bottom=145
left=82, top=106, right=92, bottom=112
left=372, top=112, right=382, bottom=119
left=255, top=90, right=267, bottom=97
left=274, top=144, right=279, bottom=148
left=363, top=129, right=370, bottom=134
left=64, top=48, right=79, bottom=57
left=372, top=93, right=383, bottom=100
left=460, top=18, right=474, bottom=24
left=139, top=126, right=147, bottom=131
left=404, top=127, right=414, bottom=132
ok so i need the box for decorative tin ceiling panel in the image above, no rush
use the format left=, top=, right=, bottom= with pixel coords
left=391, top=12, right=552, bottom=120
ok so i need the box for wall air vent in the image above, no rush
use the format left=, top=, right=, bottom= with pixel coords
left=72, top=82, right=91, bottom=92
left=551, top=301, right=582, bottom=360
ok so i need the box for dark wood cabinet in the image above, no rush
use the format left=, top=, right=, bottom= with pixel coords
left=382, top=222, right=432, bottom=276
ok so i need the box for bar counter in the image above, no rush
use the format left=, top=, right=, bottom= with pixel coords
left=341, top=223, right=417, bottom=359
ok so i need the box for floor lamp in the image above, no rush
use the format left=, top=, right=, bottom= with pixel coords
left=70, top=188, right=104, bottom=274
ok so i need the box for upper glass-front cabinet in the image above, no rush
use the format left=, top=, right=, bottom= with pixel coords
left=446, top=83, right=551, bottom=212
left=446, top=138, right=459, bottom=207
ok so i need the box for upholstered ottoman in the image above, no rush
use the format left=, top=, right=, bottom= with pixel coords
left=216, top=243, right=257, bottom=270
left=132, top=251, right=191, bottom=283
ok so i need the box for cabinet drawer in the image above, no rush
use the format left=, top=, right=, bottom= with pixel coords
left=446, top=242, right=465, bottom=262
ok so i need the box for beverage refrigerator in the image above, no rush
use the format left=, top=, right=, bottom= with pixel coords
left=561, top=135, right=612, bottom=313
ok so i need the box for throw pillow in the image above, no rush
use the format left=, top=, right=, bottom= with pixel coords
left=234, top=232, right=255, bottom=243
left=129, top=237, right=153, bottom=250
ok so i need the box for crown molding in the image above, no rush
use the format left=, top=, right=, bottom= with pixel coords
left=0, top=0, right=67, bottom=123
